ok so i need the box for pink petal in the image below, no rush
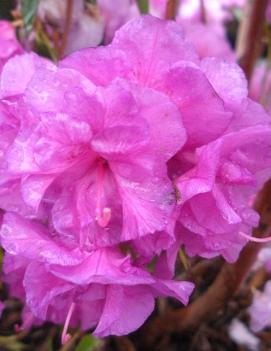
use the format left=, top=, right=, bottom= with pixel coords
left=112, top=15, right=199, bottom=86
left=164, top=61, right=233, bottom=147
left=201, top=58, right=248, bottom=107
left=0, top=213, right=83, bottom=265
left=94, top=285, right=154, bottom=337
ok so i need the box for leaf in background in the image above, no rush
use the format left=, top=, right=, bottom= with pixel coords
left=21, top=0, right=39, bottom=32
left=75, top=335, right=101, bottom=351
left=179, top=247, right=191, bottom=271
left=35, top=20, right=58, bottom=61
left=136, top=0, right=149, bottom=14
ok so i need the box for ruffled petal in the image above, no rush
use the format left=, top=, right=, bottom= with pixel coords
left=94, top=285, right=154, bottom=337
left=0, top=213, right=84, bottom=265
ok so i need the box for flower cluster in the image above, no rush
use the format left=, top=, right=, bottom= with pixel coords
left=0, top=15, right=271, bottom=339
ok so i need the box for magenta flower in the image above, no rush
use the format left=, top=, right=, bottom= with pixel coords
left=1, top=51, right=186, bottom=255
left=176, top=125, right=271, bottom=261
left=97, top=0, right=139, bottom=44
left=250, top=61, right=271, bottom=114
left=249, top=281, right=271, bottom=332
left=150, top=0, right=167, bottom=18
left=174, top=59, right=271, bottom=261
left=0, top=53, right=54, bottom=217
left=178, top=0, right=244, bottom=23
left=0, top=212, right=194, bottom=337
left=61, top=16, right=232, bottom=148
left=266, top=0, right=271, bottom=23
left=182, top=22, right=235, bottom=60
left=0, top=15, right=270, bottom=341
left=62, top=16, right=271, bottom=261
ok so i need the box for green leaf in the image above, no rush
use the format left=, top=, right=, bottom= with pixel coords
left=136, top=0, right=149, bottom=14
left=75, top=335, right=100, bottom=351
left=21, top=0, right=39, bottom=32
left=35, top=21, right=58, bottom=61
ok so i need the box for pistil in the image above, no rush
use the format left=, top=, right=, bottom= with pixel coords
left=95, top=160, right=111, bottom=227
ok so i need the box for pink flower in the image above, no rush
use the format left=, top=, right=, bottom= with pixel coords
left=59, top=16, right=271, bottom=261
left=150, top=0, right=244, bottom=23
left=1, top=16, right=270, bottom=340
left=229, top=319, right=260, bottom=351
left=266, top=0, right=271, bottom=23
left=1, top=51, right=185, bottom=255
left=173, top=58, right=271, bottom=261
left=250, top=61, right=271, bottom=114
left=0, top=20, right=23, bottom=72
left=149, top=0, right=167, bottom=17
left=97, top=0, right=139, bottom=43
left=0, top=53, right=53, bottom=217
left=176, top=125, right=271, bottom=261
left=182, top=22, right=235, bottom=60
left=249, top=281, right=271, bottom=332
left=0, top=212, right=194, bottom=337
left=178, top=0, right=244, bottom=23
left=61, top=16, right=232, bottom=147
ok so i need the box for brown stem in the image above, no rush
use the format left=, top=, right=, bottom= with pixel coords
left=236, top=0, right=268, bottom=80
left=59, top=0, right=73, bottom=59
left=139, top=179, right=271, bottom=349
left=141, top=241, right=265, bottom=349
left=199, top=0, right=207, bottom=23
left=113, top=336, right=137, bottom=351
left=165, top=0, right=179, bottom=20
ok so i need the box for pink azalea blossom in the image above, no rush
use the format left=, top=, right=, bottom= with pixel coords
left=266, top=0, right=271, bottom=23
left=178, top=0, right=244, bottom=23
left=249, top=281, right=271, bottom=332
left=0, top=20, right=23, bottom=72
left=0, top=212, right=194, bottom=337
left=174, top=59, right=271, bottom=261
left=176, top=125, right=271, bottom=261
left=0, top=15, right=271, bottom=340
left=62, top=16, right=271, bottom=261
left=149, top=0, right=167, bottom=17
left=229, top=319, right=260, bottom=351
left=151, top=0, right=244, bottom=22
left=250, top=61, right=271, bottom=114
left=182, top=22, right=235, bottom=60
left=0, top=53, right=54, bottom=217
left=61, top=16, right=232, bottom=147
left=97, top=0, right=139, bottom=43
left=1, top=49, right=186, bottom=256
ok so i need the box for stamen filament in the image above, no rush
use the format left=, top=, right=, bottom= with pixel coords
left=61, top=302, right=75, bottom=345
left=95, top=161, right=111, bottom=227
left=239, top=231, right=271, bottom=243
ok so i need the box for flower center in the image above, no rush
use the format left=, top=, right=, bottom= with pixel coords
left=95, top=160, right=111, bottom=227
